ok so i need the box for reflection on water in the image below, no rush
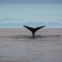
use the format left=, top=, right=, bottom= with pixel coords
left=0, top=34, right=62, bottom=41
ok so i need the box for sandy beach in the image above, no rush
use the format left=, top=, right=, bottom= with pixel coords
left=0, top=28, right=62, bottom=62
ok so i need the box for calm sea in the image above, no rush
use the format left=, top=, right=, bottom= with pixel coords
left=0, top=3, right=62, bottom=28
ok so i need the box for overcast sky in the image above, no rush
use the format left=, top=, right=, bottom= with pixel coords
left=0, top=0, right=62, bottom=3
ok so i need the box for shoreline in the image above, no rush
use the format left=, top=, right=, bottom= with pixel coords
left=0, top=28, right=62, bottom=36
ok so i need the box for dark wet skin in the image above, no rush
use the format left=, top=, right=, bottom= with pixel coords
left=24, top=25, right=45, bottom=38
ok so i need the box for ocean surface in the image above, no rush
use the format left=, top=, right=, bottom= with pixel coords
left=0, top=3, right=62, bottom=28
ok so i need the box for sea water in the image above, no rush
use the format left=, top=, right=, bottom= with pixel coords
left=0, top=3, right=62, bottom=28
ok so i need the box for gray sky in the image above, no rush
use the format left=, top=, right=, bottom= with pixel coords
left=0, top=0, right=62, bottom=3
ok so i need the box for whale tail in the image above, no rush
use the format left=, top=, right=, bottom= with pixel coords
left=24, top=25, right=45, bottom=38
left=34, top=26, right=45, bottom=32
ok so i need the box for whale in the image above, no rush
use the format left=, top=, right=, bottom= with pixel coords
left=24, top=25, right=45, bottom=38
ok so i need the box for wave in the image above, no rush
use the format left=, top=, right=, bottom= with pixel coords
left=0, top=18, right=62, bottom=28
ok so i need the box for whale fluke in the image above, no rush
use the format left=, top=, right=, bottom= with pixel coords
left=24, top=25, right=45, bottom=38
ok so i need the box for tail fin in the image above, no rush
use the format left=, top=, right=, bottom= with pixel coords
left=24, top=26, right=34, bottom=32
left=35, top=26, right=45, bottom=32
left=24, top=25, right=45, bottom=38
